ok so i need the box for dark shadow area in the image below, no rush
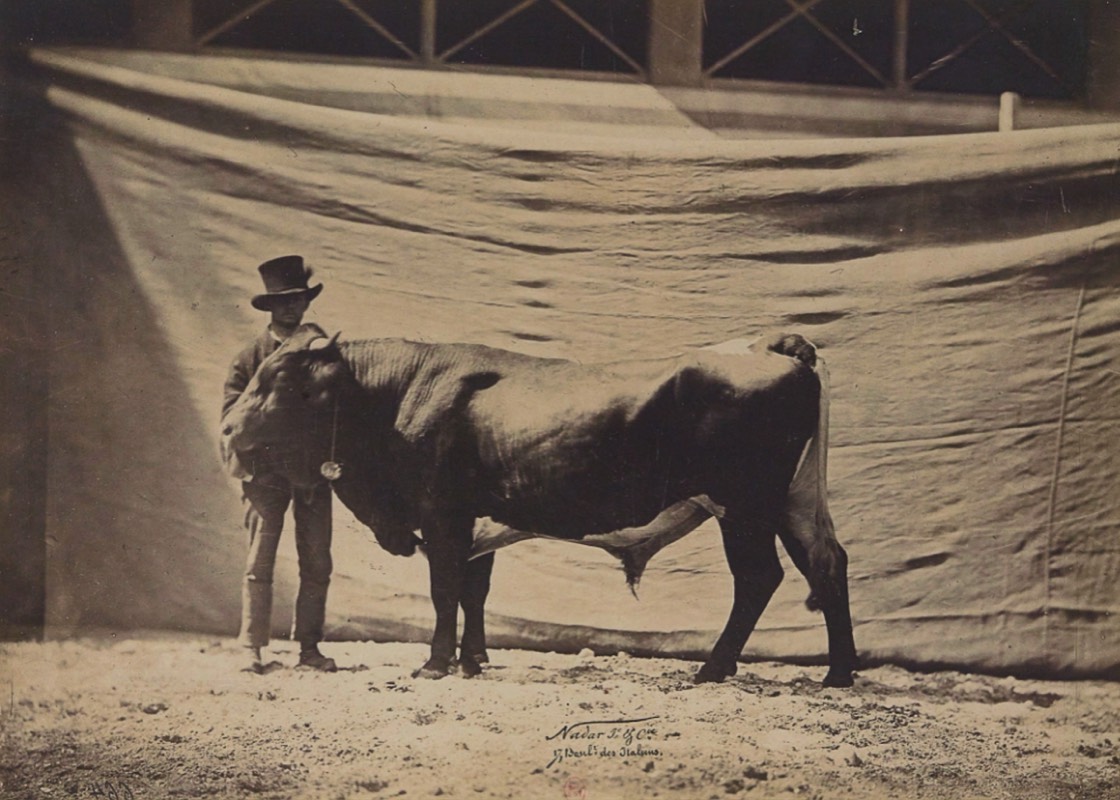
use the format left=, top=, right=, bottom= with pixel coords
left=1, top=48, right=244, bottom=637
left=0, top=0, right=131, bottom=48
left=0, top=51, right=51, bottom=640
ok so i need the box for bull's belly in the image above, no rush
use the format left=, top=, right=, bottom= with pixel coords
left=487, top=506, right=670, bottom=541
left=469, top=495, right=725, bottom=561
left=478, top=478, right=695, bottom=541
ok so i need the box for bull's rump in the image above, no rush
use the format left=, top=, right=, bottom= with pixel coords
left=458, top=347, right=816, bottom=539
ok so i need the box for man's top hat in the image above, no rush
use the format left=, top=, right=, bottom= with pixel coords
left=251, top=255, right=323, bottom=311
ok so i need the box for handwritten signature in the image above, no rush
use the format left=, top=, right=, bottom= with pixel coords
left=546, top=716, right=662, bottom=768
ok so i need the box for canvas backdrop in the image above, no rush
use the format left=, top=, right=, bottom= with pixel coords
left=19, top=47, right=1120, bottom=678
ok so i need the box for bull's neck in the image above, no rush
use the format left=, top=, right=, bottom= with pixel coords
left=337, top=339, right=437, bottom=401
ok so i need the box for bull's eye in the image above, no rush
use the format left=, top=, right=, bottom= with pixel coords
left=272, top=376, right=299, bottom=396
left=257, top=375, right=306, bottom=413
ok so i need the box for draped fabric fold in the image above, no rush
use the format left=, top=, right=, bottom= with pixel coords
left=23, top=47, right=1120, bottom=678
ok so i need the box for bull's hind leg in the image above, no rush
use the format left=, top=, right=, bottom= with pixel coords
left=695, top=515, right=784, bottom=684
left=458, top=552, right=495, bottom=678
left=777, top=526, right=858, bottom=687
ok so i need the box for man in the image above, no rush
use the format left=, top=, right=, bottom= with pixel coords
left=222, top=255, right=338, bottom=674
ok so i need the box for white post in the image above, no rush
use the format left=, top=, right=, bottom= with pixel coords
left=998, top=91, right=1020, bottom=132
left=420, top=0, right=436, bottom=63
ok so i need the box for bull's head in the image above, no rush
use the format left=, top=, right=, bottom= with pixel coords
left=221, top=324, right=346, bottom=488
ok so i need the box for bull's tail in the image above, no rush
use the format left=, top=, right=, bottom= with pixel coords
left=798, top=354, right=835, bottom=611
left=790, top=347, right=830, bottom=513
left=775, top=338, right=841, bottom=612
left=766, top=332, right=833, bottom=562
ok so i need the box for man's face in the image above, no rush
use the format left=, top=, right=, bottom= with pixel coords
left=269, top=293, right=310, bottom=328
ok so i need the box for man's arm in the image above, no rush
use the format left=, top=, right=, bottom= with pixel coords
left=222, top=344, right=257, bottom=420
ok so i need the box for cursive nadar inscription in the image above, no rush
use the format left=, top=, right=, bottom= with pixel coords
left=545, top=716, right=662, bottom=768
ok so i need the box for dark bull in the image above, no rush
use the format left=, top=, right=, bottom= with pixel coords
left=221, top=326, right=858, bottom=686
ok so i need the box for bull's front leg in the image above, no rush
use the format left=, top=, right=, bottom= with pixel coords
left=414, top=509, right=475, bottom=679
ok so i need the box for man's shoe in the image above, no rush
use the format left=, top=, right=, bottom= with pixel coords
left=297, top=647, right=338, bottom=672
left=241, top=647, right=263, bottom=674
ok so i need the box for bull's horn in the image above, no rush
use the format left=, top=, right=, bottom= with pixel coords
left=310, top=331, right=341, bottom=351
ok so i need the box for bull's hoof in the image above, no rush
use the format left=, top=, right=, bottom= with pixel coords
left=458, top=647, right=489, bottom=665
left=822, top=670, right=854, bottom=688
left=459, top=655, right=483, bottom=679
left=457, top=650, right=489, bottom=678
left=694, top=661, right=736, bottom=684
left=412, top=659, right=452, bottom=680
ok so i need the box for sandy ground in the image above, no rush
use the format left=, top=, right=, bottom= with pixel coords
left=0, top=635, right=1117, bottom=800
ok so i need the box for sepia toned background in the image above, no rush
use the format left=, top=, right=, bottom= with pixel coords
left=2, top=0, right=1119, bottom=682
